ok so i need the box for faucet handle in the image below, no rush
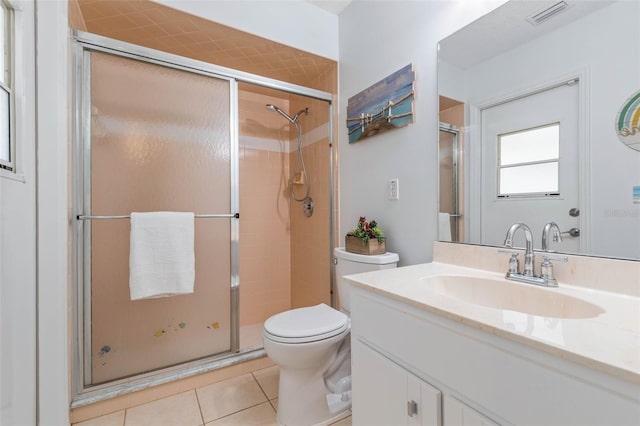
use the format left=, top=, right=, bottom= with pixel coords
left=540, top=254, right=568, bottom=287
left=498, top=249, right=520, bottom=274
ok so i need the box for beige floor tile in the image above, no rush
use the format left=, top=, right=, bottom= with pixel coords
left=197, top=373, right=267, bottom=423
left=70, top=404, right=104, bottom=425
left=269, top=398, right=278, bottom=410
left=205, top=402, right=277, bottom=426
left=124, top=391, right=202, bottom=426
left=73, top=410, right=125, bottom=426
left=252, top=366, right=279, bottom=400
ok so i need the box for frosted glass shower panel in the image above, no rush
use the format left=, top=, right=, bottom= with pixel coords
left=89, top=52, right=232, bottom=384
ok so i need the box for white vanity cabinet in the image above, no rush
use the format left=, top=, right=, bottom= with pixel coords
left=353, top=338, right=442, bottom=426
left=353, top=338, right=496, bottom=426
left=350, top=285, right=640, bottom=426
left=443, top=395, right=498, bottom=426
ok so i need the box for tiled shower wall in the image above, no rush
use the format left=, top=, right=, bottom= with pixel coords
left=239, top=84, right=334, bottom=319
left=238, top=89, right=292, bottom=327
left=292, top=65, right=338, bottom=308
left=289, top=95, right=333, bottom=308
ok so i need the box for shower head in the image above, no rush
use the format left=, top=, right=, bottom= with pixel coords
left=265, top=104, right=279, bottom=113
left=266, top=104, right=308, bottom=124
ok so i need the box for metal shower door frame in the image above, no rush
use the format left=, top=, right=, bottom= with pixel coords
left=71, top=31, right=334, bottom=406
left=74, top=44, right=240, bottom=387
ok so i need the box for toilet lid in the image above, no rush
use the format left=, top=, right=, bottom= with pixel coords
left=264, top=303, right=349, bottom=343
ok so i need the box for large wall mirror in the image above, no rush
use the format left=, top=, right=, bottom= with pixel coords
left=438, top=0, right=640, bottom=260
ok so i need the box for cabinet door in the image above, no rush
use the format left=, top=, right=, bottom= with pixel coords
left=353, top=339, right=442, bottom=426
left=408, top=375, right=442, bottom=426
left=444, top=395, right=499, bottom=426
left=353, top=339, right=409, bottom=425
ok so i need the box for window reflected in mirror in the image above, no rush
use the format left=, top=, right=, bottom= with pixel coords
left=498, top=123, right=560, bottom=197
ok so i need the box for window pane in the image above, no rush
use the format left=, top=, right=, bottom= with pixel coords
left=0, top=86, right=9, bottom=163
left=499, top=162, right=558, bottom=195
left=500, top=124, right=559, bottom=165
left=0, top=4, right=5, bottom=86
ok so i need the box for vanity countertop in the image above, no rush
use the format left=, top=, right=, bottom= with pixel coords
left=345, top=262, right=640, bottom=384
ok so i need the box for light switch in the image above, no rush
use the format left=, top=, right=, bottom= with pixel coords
left=389, top=178, right=399, bottom=200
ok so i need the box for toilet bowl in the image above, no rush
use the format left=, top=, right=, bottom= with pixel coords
left=264, top=303, right=351, bottom=426
left=263, top=248, right=399, bottom=426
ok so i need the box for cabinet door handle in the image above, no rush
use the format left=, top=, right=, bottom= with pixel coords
left=407, top=400, right=418, bottom=417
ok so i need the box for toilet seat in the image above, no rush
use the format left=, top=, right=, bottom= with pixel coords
left=264, top=303, right=349, bottom=344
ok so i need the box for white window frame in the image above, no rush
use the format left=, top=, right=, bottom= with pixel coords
left=496, top=122, right=560, bottom=198
left=0, top=0, right=15, bottom=176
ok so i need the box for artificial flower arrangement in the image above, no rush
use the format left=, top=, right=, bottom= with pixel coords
left=345, top=216, right=386, bottom=255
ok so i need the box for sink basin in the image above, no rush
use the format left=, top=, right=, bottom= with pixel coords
left=421, top=275, right=604, bottom=319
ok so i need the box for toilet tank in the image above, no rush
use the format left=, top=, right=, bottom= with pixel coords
left=334, top=247, right=399, bottom=314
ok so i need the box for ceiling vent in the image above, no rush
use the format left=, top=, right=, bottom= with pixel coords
left=526, top=1, right=569, bottom=25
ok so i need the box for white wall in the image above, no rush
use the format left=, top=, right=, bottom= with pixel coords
left=1, top=4, right=69, bottom=424
left=36, top=0, right=70, bottom=424
left=0, top=1, right=36, bottom=424
left=338, top=1, right=506, bottom=266
left=456, top=1, right=640, bottom=259
left=153, top=0, right=339, bottom=60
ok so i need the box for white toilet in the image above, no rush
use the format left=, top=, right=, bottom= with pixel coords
left=263, top=247, right=399, bottom=426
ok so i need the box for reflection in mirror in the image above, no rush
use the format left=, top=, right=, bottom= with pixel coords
left=438, top=0, right=640, bottom=260
left=616, top=89, right=640, bottom=152
left=439, top=121, right=461, bottom=242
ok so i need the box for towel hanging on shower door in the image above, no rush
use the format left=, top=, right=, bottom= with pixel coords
left=129, top=211, right=195, bottom=300
left=438, top=212, right=452, bottom=242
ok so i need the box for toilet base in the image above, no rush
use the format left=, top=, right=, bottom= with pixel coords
left=291, top=409, right=351, bottom=426
left=276, top=365, right=351, bottom=426
left=276, top=407, right=350, bottom=426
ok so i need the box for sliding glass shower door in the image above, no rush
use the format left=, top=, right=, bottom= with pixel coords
left=439, top=127, right=460, bottom=242
left=83, top=51, right=237, bottom=385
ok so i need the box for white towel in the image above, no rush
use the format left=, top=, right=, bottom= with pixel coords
left=129, top=212, right=195, bottom=300
left=438, top=212, right=452, bottom=242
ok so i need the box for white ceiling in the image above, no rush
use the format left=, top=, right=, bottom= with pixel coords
left=439, top=0, right=614, bottom=69
left=306, top=0, right=353, bottom=15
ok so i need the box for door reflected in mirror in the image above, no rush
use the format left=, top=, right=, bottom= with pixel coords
left=437, top=0, right=640, bottom=260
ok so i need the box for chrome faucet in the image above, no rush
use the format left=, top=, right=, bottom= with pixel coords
left=542, top=222, right=562, bottom=251
left=500, top=222, right=568, bottom=287
left=503, top=223, right=535, bottom=276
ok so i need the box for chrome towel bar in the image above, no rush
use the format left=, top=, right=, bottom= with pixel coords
left=76, top=213, right=240, bottom=220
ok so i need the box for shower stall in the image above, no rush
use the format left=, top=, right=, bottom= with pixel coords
left=72, top=32, right=335, bottom=404
left=439, top=124, right=462, bottom=242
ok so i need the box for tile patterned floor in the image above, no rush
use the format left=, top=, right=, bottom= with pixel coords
left=73, top=366, right=352, bottom=426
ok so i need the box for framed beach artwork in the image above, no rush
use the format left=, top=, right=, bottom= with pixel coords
left=346, top=64, right=415, bottom=143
